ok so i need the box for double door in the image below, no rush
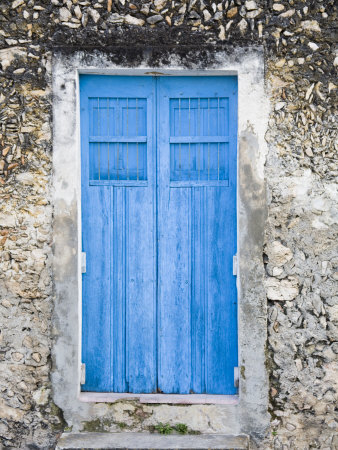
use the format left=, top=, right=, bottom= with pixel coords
left=80, top=75, right=238, bottom=394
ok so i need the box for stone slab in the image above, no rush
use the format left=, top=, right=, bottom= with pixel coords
left=78, top=393, right=239, bottom=405
left=56, top=432, right=249, bottom=450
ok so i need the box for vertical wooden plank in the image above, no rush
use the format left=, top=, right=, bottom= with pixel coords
left=112, top=185, right=127, bottom=392
left=126, top=185, right=157, bottom=392
left=204, top=77, right=238, bottom=394
left=157, top=79, right=192, bottom=394
left=205, top=187, right=237, bottom=394
left=125, top=89, right=156, bottom=393
left=82, top=187, right=111, bottom=391
left=191, top=187, right=206, bottom=393
left=158, top=187, right=192, bottom=393
left=80, top=78, right=112, bottom=391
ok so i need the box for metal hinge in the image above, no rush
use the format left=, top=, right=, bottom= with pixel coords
left=81, top=252, right=86, bottom=274
left=233, top=254, right=238, bottom=276
left=234, top=366, right=239, bottom=388
left=80, top=363, right=86, bottom=385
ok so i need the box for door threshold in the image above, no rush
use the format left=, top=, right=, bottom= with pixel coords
left=57, top=432, right=249, bottom=449
left=79, top=392, right=239, bottom=405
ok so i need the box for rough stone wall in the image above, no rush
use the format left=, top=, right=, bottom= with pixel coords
left=264, top=32, right=338, bottom=449
left=0, top=0, right=337, bottom=448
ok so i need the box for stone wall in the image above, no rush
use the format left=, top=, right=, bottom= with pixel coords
left=0, top=0, right=337, bottom=448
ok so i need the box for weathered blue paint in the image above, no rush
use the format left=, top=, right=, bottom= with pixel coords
left=157, top=77, right=238, bottom=394
left=80, top=75, right=238, bottom=394
left=81, top=76, right=157, bottom=393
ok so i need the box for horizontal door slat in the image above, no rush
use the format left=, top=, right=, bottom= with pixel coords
left=89, top=136, right=147, bottom=143
left=169, top=136, right=229, bottom=144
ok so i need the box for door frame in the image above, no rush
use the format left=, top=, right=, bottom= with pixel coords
left=52, top=49, right=270, bottom=436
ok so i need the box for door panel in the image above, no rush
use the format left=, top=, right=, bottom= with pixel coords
left=81, top=76, right=156, bottom=392
left=125, top=186, right=157, bottom=392
left=205, top=187, right=237, bottom=393
left=81, top=184, right=111, bottom=391
left=157, top=187, right=192, bottom=393
left=157, top=77, right=238, bottom=394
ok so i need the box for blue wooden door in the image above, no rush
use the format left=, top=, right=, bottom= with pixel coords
left=80, top=75, right=238, bottom=394
left=80, top=76, right=157, bottom=392
left=157, top=77, right=238, bottom=394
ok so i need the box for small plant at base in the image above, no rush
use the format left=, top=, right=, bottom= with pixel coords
left=272, top=431, right=277, bottom=436
left=155, top=422, right=173, bottom=435
left=175, top=423, right=188, bottom=434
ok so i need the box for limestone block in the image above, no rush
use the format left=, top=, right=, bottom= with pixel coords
left=245, top=0, right=257, bottom=11
left=0, top=398, right=24, bottom=421
left=59, top=7, right=72, bottom=22
left=266, top=277, right=298, bottom=301
left=301, top=20, right=321, bottom=33
left=33, top=387, right=50, bottom=405
left=124, top=14, right=145, bottom=25
left=266, top=241, right=293, bottom=267
left=0, top=213, right=16, bottom=227
left=327, top=305, right=338, bottom=323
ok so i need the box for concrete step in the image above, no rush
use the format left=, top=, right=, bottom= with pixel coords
left=56, top=432, right=249, bottom=450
